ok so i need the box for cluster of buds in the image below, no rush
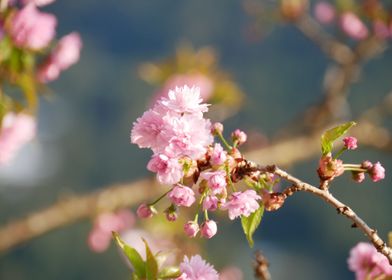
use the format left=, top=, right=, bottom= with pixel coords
left=131, top=86, right=277, bottom=240
left=317, top=136, right=385, bottom=184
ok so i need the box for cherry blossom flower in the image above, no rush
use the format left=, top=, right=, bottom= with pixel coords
left=201, top=170, right=227, bottom=194
left=168, top=184, right=196, bottom=207
left=348, top=242, right=392, bottom=280
left=203, top=195, right=219, bottom=211
left=223, top=190, right=261, bottom=220
left=177, top=255, right=219, bottom=280
left=210, top=143, right=227, bottom=166
left=343, top=136, right=358, bottom=150
left=9, top=4, right=57, bottom=50
left=368, top=162, right=385, bottom=182
left=160, top=86, right=209, bottom=116
left=147, top=154, right=183, bottom=185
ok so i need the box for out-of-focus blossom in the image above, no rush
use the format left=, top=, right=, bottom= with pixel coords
left=373, top=20, right=391, bottom=40
left=340, top=12, right=368, bottom=40
left=22, top=0, right=55, bottom=7
left=0, top=112, right=36, bottom=166
left=87, top=209, right=135, bottom=253
left=348, top=242, right=392, bottom=280
left=168, top=184, right=196, bottom=207
left=38, top=32, right=82, bottom=83
left=153, top=74, right=214, bottom=104
left=219, top=266, right=243, bottom=280
left=223, top=190, right=261, bottom=220
left=177, top=255, right=219, bottom=280
left=314, top=1, right=335, bottom=24
left=9, top=4, right=57, bottom=50
left=200, top=220, right=217, bottom=239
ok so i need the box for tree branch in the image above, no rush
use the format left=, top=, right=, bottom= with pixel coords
left=266, top=165, right=392, bottom=264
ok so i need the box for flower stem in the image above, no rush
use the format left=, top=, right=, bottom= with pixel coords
left=217, top=132, right=232, bottom=150
left=149, top=188, right=173, bottom=206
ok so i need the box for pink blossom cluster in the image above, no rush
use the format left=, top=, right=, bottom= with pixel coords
left=0, top=112, right=36, bottom=166
left=348, top=242, right=392, bottom=280
left=132, top=86, right=263, bottom=239
left=87, top=209, right=135, bottom=253
left=177, top=255, right=219, bottom=280
left=313, top=1, right=392, bottom=41
left=2, top=0, right=82, bottom=83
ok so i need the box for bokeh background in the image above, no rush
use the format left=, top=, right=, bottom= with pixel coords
left=1, top=0, right=392, bottom=279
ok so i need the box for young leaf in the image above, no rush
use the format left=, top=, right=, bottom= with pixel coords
left=112, top=232, right=146, bottom=278
left=321, top=121, right=356, bottom=155
left=241, top=205, right=264, bottom=247
left=158, top=266, right=182, bottom=279
left=143, top=238, right=159, bottom=280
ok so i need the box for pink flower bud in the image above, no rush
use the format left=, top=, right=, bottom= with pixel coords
left=352, top=171, right=365, bottom=183
left=168, top=184, right=196, bottom=207
left=368, top=162, right=385, bottom=182
left=314, top=1, right=335, bottom=24
left=164, top=205, right=178, bottom=222
left=211, top=122, right=224, bottom=135
left=200, top=220, right=217, bottom=239
left=136, top=203, right=155, bottom=219
left=340, top=12, right=368, bottom=40
left=343, top=136, right=358, bottom=150
left=361, top=160, right=373, bottom=169
left=184, top=221, right=199, bottom=238
left=210, top=143, right=227, bottom=166
left=231, top=129, right=247, bottom=145
left=203, top=195, right=219, bottom=211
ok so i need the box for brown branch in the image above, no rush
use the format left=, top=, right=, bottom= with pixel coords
left=0, top=178, right=160, bottom=253
left=267, top=165, right=392, bottom=264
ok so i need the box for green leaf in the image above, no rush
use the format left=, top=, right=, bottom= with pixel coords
left=158, top=266, right=181, bottom=279
left=241, top=205, right=264, bottom=247
left=143, top=238, right=159, bottom=280
left=112, top=232, right=146, bottom=278
left=321, top=122, right=356, bottom=155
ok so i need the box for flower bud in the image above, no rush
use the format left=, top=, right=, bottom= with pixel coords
left=200, top=220, right=217, bottom=239
left=136, top=203, right=156, bottom=219
left=343, top=136, right=358, bottom=150
left=210, top=143, right=227, bottom=166
left=352, top=171, right=365, bottom=183
left=361, top=160, right=373, bottom=169
left=368, top=162, right=385, bottom=182
left=164, top=204, right=178, bottom=222
left=184, top=221, right=199, bottom=238
left=211, top=122, right=224, bottom=135
left=231, top=129, right=247, bottom=146
left=203, top=195, right=219, bottom=211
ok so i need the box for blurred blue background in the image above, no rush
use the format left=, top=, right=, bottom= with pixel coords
left=1, top=0, right=392, bottom=279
